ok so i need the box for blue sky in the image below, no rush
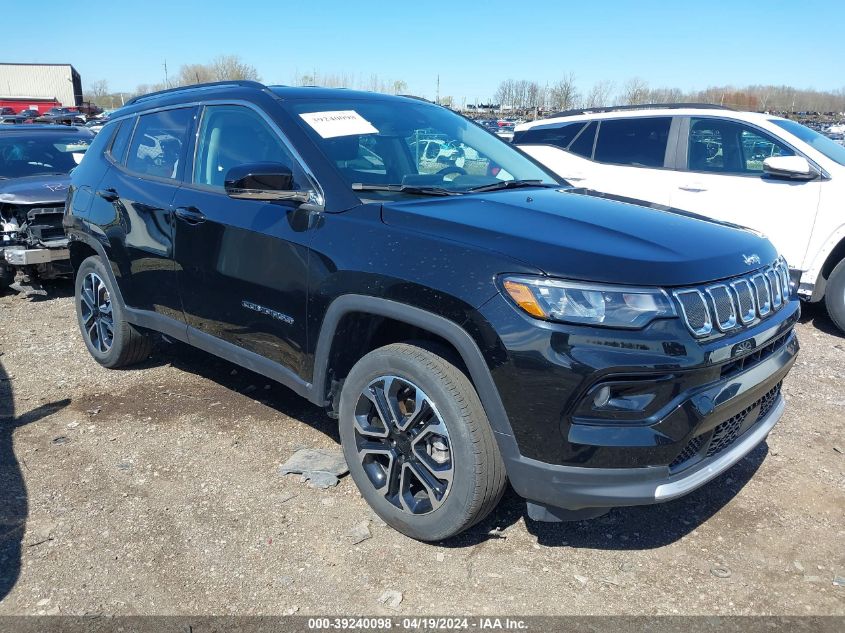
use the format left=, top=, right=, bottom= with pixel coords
left=9, top=0, right=843, bottom=101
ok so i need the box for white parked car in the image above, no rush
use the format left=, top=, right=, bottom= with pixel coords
left=515, top=105, right=845, bottom=332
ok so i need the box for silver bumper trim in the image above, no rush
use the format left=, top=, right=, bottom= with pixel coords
left=654, top=395, right=784, bottom=501
left=2, top=247, right=69, bottom=266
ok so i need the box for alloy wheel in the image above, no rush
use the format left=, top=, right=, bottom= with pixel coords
left=353, top=375, right=454, bottom=514
left=79, top=272, right=114, bottom=353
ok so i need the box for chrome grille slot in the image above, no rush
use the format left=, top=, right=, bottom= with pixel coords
left=673, top=260, right=791, bottom=337
left=673, top=290, right=712, bottom=336
left=751, top=273, right=771, bottom=317
left=730, top=278, right=756, bottom=324
left=777, top=260, right=791, bottom=299
left=766, top=268, right=783, bottom=309
left=706, top=284, right=737, bottom=331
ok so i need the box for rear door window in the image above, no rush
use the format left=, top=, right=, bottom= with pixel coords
left=568, top=121, right=598, bottom=159
left=594, top=117, right=671, bottom=167
left=513, top=121, right=586, bottom=148
left=108, top=118, right=134, bottom=164
left=125, top=108, right=194, bottom=180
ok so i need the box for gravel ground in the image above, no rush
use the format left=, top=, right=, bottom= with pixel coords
left=0, top=284, right=843, bottom=616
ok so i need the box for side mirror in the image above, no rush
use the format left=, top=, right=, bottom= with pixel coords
left=224, top=162, right=311, bottom=203
left=763, top=156, right=818, bottom=181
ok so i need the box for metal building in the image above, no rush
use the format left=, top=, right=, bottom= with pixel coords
left=0, top=63, right=83, bottom=106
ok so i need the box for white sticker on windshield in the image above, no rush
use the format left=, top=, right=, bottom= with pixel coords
left=299, top=110, right=379, bottom=139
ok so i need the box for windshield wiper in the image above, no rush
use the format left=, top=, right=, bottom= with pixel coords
left=466, top=179, right=555, bottom=193
left=351, top=183, right=461, bottom=197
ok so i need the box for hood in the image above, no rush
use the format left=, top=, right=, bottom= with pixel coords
left=381, top=187, right=779, bottom=287
left=0, top=174, right=70, bottom=206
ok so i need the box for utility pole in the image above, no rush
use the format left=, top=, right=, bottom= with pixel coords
left=436, top=75, right=440, bottom=105
left=164, top=60, right=169, bottom=89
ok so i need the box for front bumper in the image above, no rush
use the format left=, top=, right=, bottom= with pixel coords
left=2, top=245, right=70, bottom=266
left=507, top=326, right=798, bottom=515
left=510, top=390, right=785, bottom=515
left=477, top=292, right=800, bottom=514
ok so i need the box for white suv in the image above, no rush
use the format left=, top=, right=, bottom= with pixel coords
left=515, top=105, right=845, bottom=332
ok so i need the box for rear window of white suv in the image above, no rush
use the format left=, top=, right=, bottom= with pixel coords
left=593, top=117, right=671, bottom=168
left=771, top=119, right=845, bottom=166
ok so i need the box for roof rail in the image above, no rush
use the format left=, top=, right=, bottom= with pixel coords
left=124, top=80, right=267, bottom=107
left=544, top=103, right=732, bottom=119
left=397, top=94, right=433, bottom=103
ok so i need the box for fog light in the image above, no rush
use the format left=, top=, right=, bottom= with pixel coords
left=591, top=386, right=657, bottom=412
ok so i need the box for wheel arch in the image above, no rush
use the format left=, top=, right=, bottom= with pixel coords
left=311, top=295, right=517, bottom=444
left=67, top=233, right=128, bottom=310
left=808, top=232, right=845, bottom=302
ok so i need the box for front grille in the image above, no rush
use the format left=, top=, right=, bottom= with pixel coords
left=669, top=381, right=782, bottom=472
left=766, top=268, right=783, bottom=308
left=673, top=259, right=790, bottom=337
left=731, top=279, right=756, bottom=324
left=719, top=329, right=792, bottom=380
left=707, top=284, right=737, bottom=331
left=675, top=290, right=711, bottom=335
left=669, top=435, right=704, bottom=469
left=751, top=273, right=772, bottom=316
left=706, top=411, right=746, bottom=457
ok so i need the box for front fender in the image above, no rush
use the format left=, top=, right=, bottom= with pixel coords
left=310, top=294, right=518, bottom=450
left=802, top=223, right=845, bottom=300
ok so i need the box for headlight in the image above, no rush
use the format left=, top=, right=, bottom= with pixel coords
left=501, top=275, right=676, bottom=328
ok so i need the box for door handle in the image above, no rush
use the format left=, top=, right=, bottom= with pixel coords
left=679, top=183, right=707, bottom=192
left=96, top=188, right=119, bottom=202
left=174, top=206, right=206, bottom=225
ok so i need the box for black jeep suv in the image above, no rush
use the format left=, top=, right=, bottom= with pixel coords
left=64, top=81, right=799, bottom=541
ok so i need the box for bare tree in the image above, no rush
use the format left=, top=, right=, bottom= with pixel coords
left=212, top=55, right=260, bottom=81
left=133, top=82, right=166, bottom=96
left=291, top=70, right=408, bottom=95
left=494, top=79, right=515, bottom=111
left=548, top=73, right=579, bottom=111
left=526, top=81, right=544, bottom=111
left=620, top=77, right=650, bottom=105
left=583, top=80, right=614, bottom=108
left=178, top=63, right=215, bottom=86
left=646, top=87, right=684, bottom=104
left=87, top=79, right=110, bottom=99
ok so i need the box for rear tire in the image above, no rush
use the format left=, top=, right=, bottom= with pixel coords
left=824, top=258, right=845, bottom=335
left=75, top=256, right=152, bottom=368
left=338, top=342, right=506, bottom=541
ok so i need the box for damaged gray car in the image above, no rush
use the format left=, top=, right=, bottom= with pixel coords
left=0, top=125, right=93, bottom=294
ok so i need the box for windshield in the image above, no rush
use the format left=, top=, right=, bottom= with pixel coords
left=0, top=133, right=92, bottom=178
left=770, top=119, right=845, bottom=167
left=285, top=98, right=559, bottom=196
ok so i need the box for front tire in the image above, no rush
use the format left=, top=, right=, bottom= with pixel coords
left=338, top=343, right=506, bottom=541
left=75, top=256, right=152, bottom=368
left=825, top=258, right=845, bottom=335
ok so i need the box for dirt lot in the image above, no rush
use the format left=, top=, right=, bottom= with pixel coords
left=0, top=285, right=842, bottom=616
